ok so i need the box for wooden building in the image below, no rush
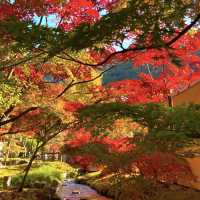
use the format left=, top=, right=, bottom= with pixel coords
left=169, top=81, right=200, bottom=106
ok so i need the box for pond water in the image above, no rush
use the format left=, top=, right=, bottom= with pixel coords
left=56, top=179, right=112, bottom=200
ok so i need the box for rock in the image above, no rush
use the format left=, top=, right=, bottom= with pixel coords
left=62, top=182, right=68, bottom=186
left=78, top=168, right=87, bottom=175
left=81, top=194, right=98, bottom=200
left=16, top=159, right=28, bottom=165
left=169, top=184, right=182, bottom=191
left=32, top=181, right=46, bottom=188
left=72, top=189, right=80, bottom=194
left=51, top=179, right=60, bottom=188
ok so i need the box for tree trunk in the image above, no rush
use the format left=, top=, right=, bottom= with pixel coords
left=17, top=125, right=65, bottom=192
left=41, top=147, right=45, bottom=161
left=4, top=135, right=12, bottom=166
left=18, top=143, right=41, bottom=192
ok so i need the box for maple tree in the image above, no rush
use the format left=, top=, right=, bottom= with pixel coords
left=0, top=0, right=199, bottom=192
left=133, top=151, right=193, bottom=184
left=0, top=0, right=199, bottom=70
left=0, top=0, right=199, bottom=106
left=8, top=107, right=77, bottom=191
left=60, top=103, right=199, bottom=185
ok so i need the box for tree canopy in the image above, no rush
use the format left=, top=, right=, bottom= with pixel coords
left=0, top=0, right=200, bottom=192
left=0, top=0, right=199, bottom=66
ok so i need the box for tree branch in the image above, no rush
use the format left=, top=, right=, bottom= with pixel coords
left=55, top=64, right=116, bottom=98
left=1, top=13, right=199, bottom=75
left=55, top=80, right=75, bottom=98
left=57, top=13, right=200, bottom=67
left=0, top=52, right=44, bottom=71
left=0, top=129, right=32, bottom=137
left=166, top=13, right=200, bottom=46
left=38, top=120, right=78, bottom=148
left=38, top=16, right=44, bottom=26
left=54, top=14, right=200, bottom=98
left=0, top=107, right=38, bottom=127
left=0, top=106, right=15, bottom=121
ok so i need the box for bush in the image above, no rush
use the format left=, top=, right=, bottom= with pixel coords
left=134, top=151, right=193, bottom=184
left=140, top=103, right=170, bottom=132
left=11, top=164, right=65, bottom=188
left=171, top=104, right=200, bottom=137
left=78, top=102, right=200, bottom=138
left=138, top=103, right=200, bottom=137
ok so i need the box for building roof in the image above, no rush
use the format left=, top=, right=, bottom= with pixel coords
left=170, top=79, right=200, bottom=97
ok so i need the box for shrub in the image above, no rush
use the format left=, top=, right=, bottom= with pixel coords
left=140, top=103, right=170, bottom=131
left=134, top=151, right=193, bottom=184
left=138, top=103, right=200, bottom=137
left=11, top=164, right=65, bottom=188
left=171, top=104, right=200, bottom=137
left=78, top=103, right=200, bottom=137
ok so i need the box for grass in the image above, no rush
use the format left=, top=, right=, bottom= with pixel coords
left=0, top=161, right=47, bottom=178
left=0, top=166, right=23, bottom=177
left=0, top=158, right=29, bottom=161
left=0, top=161, right=77, bottom=189
left=0, top=161, right=76, bottom=177
left=77, top=171, right=102, bottom=181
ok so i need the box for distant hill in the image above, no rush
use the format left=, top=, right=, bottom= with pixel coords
left=102, top=61, right=163, bottom=85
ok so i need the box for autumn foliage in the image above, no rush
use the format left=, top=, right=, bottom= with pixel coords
left=134, top=152, right=193, bottom=184
left=63, top=101, right=85, bottom=112
left=0, top=0, right=200, bottom=192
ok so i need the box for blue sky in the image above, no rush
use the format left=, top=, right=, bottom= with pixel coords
left=33, top=8, right=108, bottom=27
left=33, top=14, right=59, bottom=27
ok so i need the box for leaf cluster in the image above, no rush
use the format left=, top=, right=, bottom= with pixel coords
left=0, top=0, right=198, bottom=55
left=78, top=102, right=200, bottom=138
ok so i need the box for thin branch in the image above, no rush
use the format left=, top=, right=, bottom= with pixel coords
left=38, top=16, right=44, bottom=26
left=57, top=16, right=64, bottom=28
left=0, top=106, right=15, bottom=121
left=6, top=68, right=14, bottom=80
left=45, top=17, right=48, bottom=27
left=39, top=120, right=78, bottom=148
left=54, top=14, right=200, bottom=98
left=166, top=13, right=200, bottom=46
left=55, top=64, right=116, bottom=98
left=0, top=107, right=38, bottom=127
left=4, top=13, right=197, bottom=72
left=0, top=53, right=44, bottom=71
left=0, top=129, right=31, bottom=137
left=55, top=79, right=75, bottom=98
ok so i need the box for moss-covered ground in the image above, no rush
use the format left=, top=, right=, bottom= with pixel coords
left=78, top=171, right=200, bottom=200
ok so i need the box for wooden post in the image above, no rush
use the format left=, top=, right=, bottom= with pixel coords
left=168, top=95, right=173, bottom=107
left=3, top=176, right=11, bottom=189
